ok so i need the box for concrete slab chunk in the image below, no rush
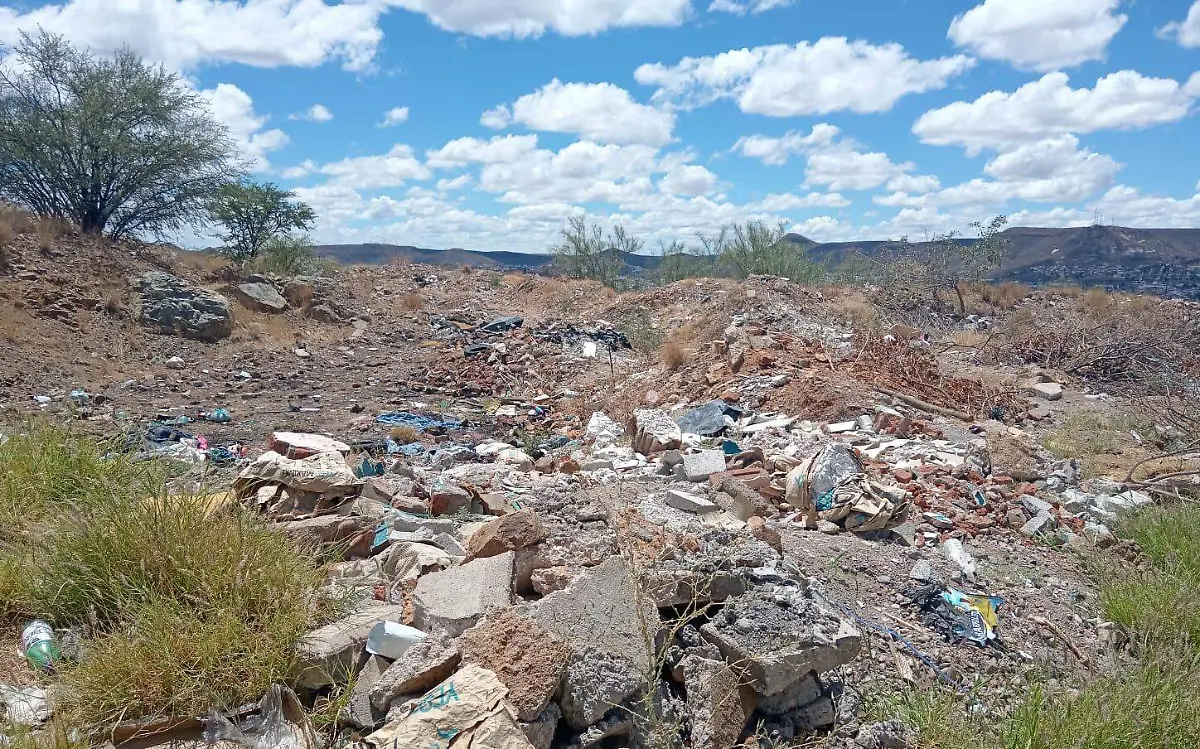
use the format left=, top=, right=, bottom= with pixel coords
left=413, top=551, right=515, bottom=636
left=294, top=602, right=406, bottom=689
left=683, top=450, right=727, bottom=482
left=466, top=509, right=546, bottom=561
left=369, top=633, right=460, bottom=712
left=699, top=589, right=860, bottom=696
left=666, top=489, right=719, bottom=514
left=559, top=645, right=645, bottom=730
left=532, top=557, right=659, bottom=672
left=682, top=655, right=755, bottom=749
left=457, top=609, right=570, bottom=722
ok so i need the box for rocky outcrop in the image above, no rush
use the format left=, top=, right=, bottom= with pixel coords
left=129, top=271, right=234, bottom=342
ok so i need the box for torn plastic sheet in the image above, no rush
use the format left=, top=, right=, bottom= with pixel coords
left=377, top=412, right=462, bottom=432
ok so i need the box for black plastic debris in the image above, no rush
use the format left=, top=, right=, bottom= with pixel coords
left=477, top=316, right=524, bottom=334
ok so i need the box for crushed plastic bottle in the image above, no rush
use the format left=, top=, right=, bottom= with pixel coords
left=942, top=539, right=978, bottom=582
left=21, top=620, right=60, bottom=673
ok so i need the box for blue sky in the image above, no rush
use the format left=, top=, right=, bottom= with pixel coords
left=2, top=0, right=1199, bottom=252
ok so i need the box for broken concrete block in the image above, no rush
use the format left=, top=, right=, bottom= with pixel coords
left=430, top=532, right=466, bottom=557
left=700, top=589, right=861, bottom=696
left=369, top=633, right=460, bottom=712
left=786, top=695, right=836, bottom=730
left=466, top=508, right=546, bottom=561
left=757, top=672, right=821, bottom=717
left=428, top=481, right=471, bottom=516
left=413, top=551, right=515, bottom=636
left=360, top=474, right=417, bottom=505
left=682, top=655, right=755, bottom=749
left=666, top=489, right=719, bottom=514
left=683, top=450, right=727, bottom=482
left=559, top=645, right=646, bottom=730
left=532, top=557, right=658, bottom=672
left=531, top=565, right=579, bottom=595
left=390, top=513, right=458, bottom=535
left=630, top=409, right=682, bottom=455
left=294, top=602, right=406, bottom=689
left=560, top=707, right=633, bottom=749
left=345, top=654, right=390, bottom=731
left=521, top=702, right=561, bottom=749
left=278, top=514, right=374, bottom=557
left=1021, top=510, right=1057, bottom=537
left=457, top=609, right=570, bottom=722
left=1020, top=495, right=1054, bottom=516
left=640, top=568, right=747, bottom=608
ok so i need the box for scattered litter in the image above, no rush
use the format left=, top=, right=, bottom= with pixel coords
left=377, top=412, right=462, bottom=432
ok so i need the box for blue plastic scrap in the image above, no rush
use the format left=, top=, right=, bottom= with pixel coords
left=376, top=412, right=462, bottom=431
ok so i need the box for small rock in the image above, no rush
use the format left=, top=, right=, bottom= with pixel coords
left=1031, top=382, right=1064, bottom=401
left=466, top=508, right=546, bottom=560
left=818, top=520, right=842, bottom=535
left=908, top=560, right=938, bottom=583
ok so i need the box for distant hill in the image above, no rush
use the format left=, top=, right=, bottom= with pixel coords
left=316, top=225, right=1200, bottom=298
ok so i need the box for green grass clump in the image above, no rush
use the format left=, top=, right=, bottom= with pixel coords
left=61, top=596, right=313, bottom=727
left=1001, top=649, right=1200, bottom=749
left=0, top=423, right=329, bottom=731
left=1099, top=504, right=1200, bottom=647
left=865, top=688, right=991, bottom=749
left=0, top=422, right=148, bottom=535
left=30, top=492, right=325, bottom=627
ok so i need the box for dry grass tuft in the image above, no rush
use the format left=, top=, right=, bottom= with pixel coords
left=1082, top=287, right=1115, bottom=318
left=389, top=425, right=419, bottom=444
left=828, top=291, right=880, bottom=334
left=460, top=263, right=473, bottom=274
left=104, top=294, right=124, bottom=316
left=950, top=330, right=989, bottom=348
left=979, top=281, right=1029, bottom=309
left=0, top=213, right=14, bottom=249
left=401, top=292, right=424, bottom=311
left=502, top=271, right=526, bottom=286
left=660, top=338, right=686, bottom=372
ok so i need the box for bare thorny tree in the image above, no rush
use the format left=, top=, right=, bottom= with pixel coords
left=0, top=31, right=242, bottom=239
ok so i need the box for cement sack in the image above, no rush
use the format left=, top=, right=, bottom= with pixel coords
left=234, top=451, right=362, bottom=517
left=786, top=443, right=909, bottom=531
left=365, top=664, right=534, bottom=749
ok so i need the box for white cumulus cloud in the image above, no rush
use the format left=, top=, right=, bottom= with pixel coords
left=484, top=80, right=675, bottom=146
left=635, top=37, right=974, bottom=116
left=731, top=124, right=840, bottom=166
left=708, top=0, right=794, bottom=15
left=1159, top=2, right=1200, bottom=48
left=935, top=136, right=1119, bottom=205
left=914, top=70, right=1198, bottom=154
left=198, top=83, right=287, bottom=171
left=948, top=0, right=1127, bottom=71
left=0, top=0, right=384, bottom=71
left=318, top=144, right=431, bottom=189
left=381, top=107, right=410, bottom=127
left=426, top=135, right=542, bottom=169
left=658, top=164, right=719, bottom=196
left=290, top=104, right=333, bottom=122
left=386, top=0, right=692, bottom=38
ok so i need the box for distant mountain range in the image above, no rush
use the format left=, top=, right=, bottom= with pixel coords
left=316, top=225, right=1200, bottom=298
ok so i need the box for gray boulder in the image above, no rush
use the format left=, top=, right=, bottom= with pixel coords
left=232, top=282, right=288, bottom=313
left=130, top=271, right=234, bottom=342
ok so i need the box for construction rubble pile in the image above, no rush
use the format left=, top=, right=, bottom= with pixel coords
left=64, top=369, right=1138, bottom=749
left=3, top=270, right=1163, bottom=748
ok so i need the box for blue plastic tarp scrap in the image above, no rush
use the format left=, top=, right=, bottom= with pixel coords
left=376, top=412, right=462, bottom=431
